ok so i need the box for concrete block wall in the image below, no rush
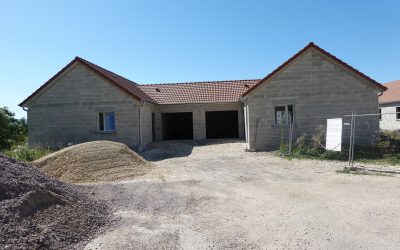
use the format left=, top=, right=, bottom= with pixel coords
left=139, top=103, right=155, bottom=146
left=26, top=63, right=140, bottom=148
left=153, top=107, right=163, bottom=141
left=245, top=49, right=380, bottom=150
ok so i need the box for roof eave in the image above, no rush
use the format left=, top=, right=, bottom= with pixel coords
left=19, top=58, right=80, bottom=107
left=74, top=57, right=144, bottom=102
left=152, top=100, right=241, bottom=105
left=379, top=100, right=400, bottom=105
left=19, top=57, right=146, bottom=107
left=242, top=42, right=386, bottom=98
left=310, top=44, right=386, bottom=91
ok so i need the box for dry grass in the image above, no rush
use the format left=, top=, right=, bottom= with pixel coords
left=32, top=141, right=153, bottom=183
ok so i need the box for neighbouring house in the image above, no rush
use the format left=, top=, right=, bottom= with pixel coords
left=379, top=80, right=400, bottom=130
left=20, top=42, right=386, bottom=151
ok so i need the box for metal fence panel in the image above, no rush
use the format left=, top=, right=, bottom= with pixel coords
left=279, top=112, right=400, bottom=167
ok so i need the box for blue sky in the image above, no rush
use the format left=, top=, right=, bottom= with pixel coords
left=1, top=0, right=399, bottom=118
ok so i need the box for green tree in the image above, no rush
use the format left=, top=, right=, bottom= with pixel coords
left=0, top=107, right=27, bottom=149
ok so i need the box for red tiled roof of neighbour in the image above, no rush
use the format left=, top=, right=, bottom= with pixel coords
left=242, top=42, right=387, bottom=97
left=19, top=57, right=156, bottom=106
left=138, top=80, right=259, bottom=104
left=379, top=80, right=400, bottom=104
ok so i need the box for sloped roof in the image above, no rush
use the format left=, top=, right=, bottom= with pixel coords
left=138, top=80, right=259, bottom=104
left=242, top=42, right=386, bottom=97
left=379, top=80, right=400, bottom=104
left=76, top=57, right=156, bottom=103
left=19, top=57, right=156, bottom=106
left=20, top=43, right=386, bottom=107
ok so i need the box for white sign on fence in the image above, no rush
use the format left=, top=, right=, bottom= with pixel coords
left=326, top=118, right=342, bottom=151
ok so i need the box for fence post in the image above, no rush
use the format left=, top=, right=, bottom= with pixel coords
left=351, top=112, right=356, bottom=166
left=348, top=112, right=354, bottom=166
left=288, top=114, right=294, bottom=155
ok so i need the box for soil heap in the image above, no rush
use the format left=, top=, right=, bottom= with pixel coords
left=0, top=154, right=108, bottom=249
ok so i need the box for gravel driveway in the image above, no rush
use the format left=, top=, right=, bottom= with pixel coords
left=84, top=140, right=400, bottom=249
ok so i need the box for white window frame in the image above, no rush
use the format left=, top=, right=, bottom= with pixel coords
left=98, top=112, right=116, bottom=132
left=274, top=104, right=294, bottom=125
left=396, top=107, right=400, bottom=120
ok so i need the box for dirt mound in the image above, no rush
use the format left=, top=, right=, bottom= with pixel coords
left=0, top=154, right=108, bottom=249
left=33, top=140, right=153, bottom=183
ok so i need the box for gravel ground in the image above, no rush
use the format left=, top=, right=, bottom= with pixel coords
left=0, top=154, right=109, bottom=249
left=85, top=140, right=400, bottom=249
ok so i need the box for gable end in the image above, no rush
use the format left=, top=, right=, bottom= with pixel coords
left=242, top=42, right=386, bottom=97
left=19, top=57, right=146, bottom=107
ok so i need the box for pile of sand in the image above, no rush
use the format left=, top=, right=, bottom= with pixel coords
left=33, top=140, right=153, bottom=183
left=0, top=154, right=108, bottom=249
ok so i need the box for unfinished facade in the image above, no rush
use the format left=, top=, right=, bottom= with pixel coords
left=20, top=43, right=386, bottom=151
left=378, top=80, right=400, bottom=130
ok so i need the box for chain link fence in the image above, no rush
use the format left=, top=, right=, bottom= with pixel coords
left=279, top=112, right=400, bottom=167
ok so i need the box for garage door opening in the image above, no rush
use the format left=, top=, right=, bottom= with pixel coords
left=206, top=111, right=239, bottom=139
left=162, top=112, right=193, bottom=140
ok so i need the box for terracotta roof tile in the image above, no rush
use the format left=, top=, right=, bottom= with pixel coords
left=138, top=80, right=259, bottom=104
left=19, top=56, right=258, bottom=106
left=20, top=43, right=386, bottom=107
left=379, top=80, right=400, bottom=104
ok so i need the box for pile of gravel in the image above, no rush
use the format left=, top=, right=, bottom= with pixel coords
left=0, top=154, right=108, bottom=249
left=33, top=140, right=153, bottom=183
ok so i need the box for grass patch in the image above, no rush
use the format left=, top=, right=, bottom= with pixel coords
left=354, top=154, right=400, bottom=166
left=279, top=129, right=400, bottom=166
left=336, top=167, right=393, bottom=177
left=283, top=147, right=347, bottom=161
left=2, top=144, right=54, bottom=162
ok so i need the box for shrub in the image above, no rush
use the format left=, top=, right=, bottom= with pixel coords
left=310, top=125, right=325, bottom=150
left=280, top=128, right=346, bottom=161
left=280, top=128, right=400, bottom=165
left=295, top=133, right=308, bottom=148
left=3, top=144, right=53, bottom=162
left=0, top=107, right=27, bottom=149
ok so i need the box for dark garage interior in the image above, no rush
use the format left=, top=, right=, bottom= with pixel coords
left=162, top=112, right=193, bottom=140
left=206, top=111, right=239, bottom=139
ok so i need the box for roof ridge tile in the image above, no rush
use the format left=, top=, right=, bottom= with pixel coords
left=139, top=79, right=260, bottom=86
